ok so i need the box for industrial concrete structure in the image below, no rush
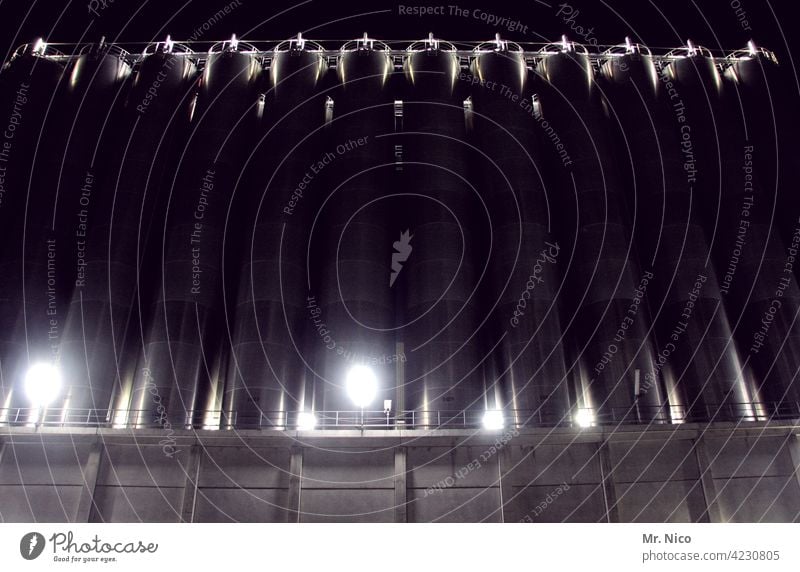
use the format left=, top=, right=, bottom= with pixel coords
left=0, top=35, right=798, bottom=522
left=2, top=423, right=800, bottom=522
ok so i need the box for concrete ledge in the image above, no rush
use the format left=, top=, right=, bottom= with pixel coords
left=2, top=420, right=798, bottom=448
left=1, top=421, right=799, bottom=522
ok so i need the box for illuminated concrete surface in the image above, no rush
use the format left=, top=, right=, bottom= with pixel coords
left=1, top=422, right=798, bottom=522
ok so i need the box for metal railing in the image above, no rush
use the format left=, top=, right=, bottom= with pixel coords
left=1, top=401, right=798, bottom=431
left=8, top=37, right=777, bottom=72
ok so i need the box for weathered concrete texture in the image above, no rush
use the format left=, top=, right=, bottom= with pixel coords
left=407, top=445, right=502, bottom=522
left=0, top=440, right=92, bottom=521
left=705, top=435, right=800, bottom=522
left=300, top=447, right=395, bottom=522
left=195, top=446, right=291, bottom=522
left=0, top=422, right=798, bottom=522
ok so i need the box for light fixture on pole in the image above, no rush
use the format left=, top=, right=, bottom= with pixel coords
left=346, top=365, right=377, bottom=408
left=24, top=362, right=62, bottom=426
left=25, top=363, right=62, bottom=408
left=346, top=365, right=377, bottom=427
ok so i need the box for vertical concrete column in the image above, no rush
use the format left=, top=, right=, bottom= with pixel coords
left=287, top=446, right=304, bottom=522
left=598, top=441, right=620, bottom=522
left=693, top=437, right=722, bottom=522
left=394, top=446, right=407, bottom=522
left=75, top=440, right=104, bottom=522
left=180, top=444, right=203, bottom=523
left=0, top=438, right=5, bottom=523
left=498, top=446, right=517, bottom=523
left=784, top=432, right=800, bottom=500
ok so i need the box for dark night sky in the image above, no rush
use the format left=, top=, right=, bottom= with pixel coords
left=0, top=0, right=796, bottom=63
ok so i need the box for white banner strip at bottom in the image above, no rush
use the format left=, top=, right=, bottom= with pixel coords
left=0, top=523, right=798, bottom=570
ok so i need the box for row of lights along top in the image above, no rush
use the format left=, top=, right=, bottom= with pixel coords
left=17, top=34, right=777, bottom=68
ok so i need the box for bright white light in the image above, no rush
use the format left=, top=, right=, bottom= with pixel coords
left=229, top=34, right=239, bottom=50
left=360, top=32, right=371, bottom=50
left=164, top=35, right=174, bottom=53
left=575, top=408, right=595, bottom=428
left=24, top=363, right=62, bottom=407
left=32, top=38, right=46, bottom=55
left=346, top=365, right=377, bottom=407
left=297, top=411, right=317, bottom=430
left=482, top=409, right=505, bottom=430
left=625, top=36, right=634, bottom=53
left=427, top=32, right=438, bottom=50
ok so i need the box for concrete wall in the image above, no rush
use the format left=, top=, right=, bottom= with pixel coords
left=1, top=423, right=799, bottom=523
